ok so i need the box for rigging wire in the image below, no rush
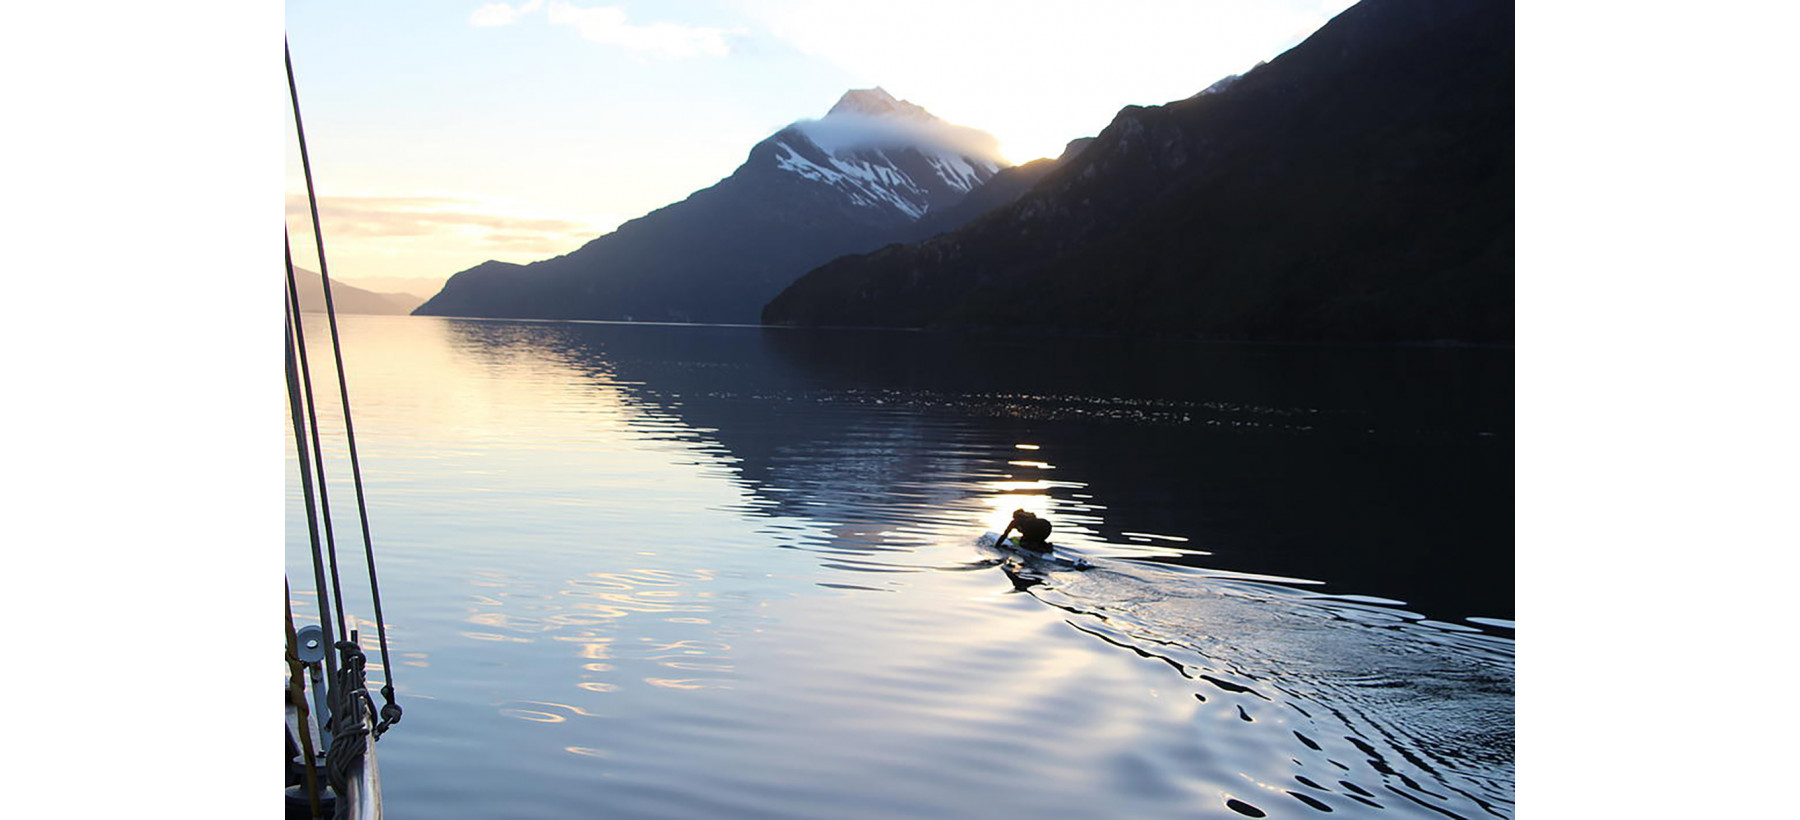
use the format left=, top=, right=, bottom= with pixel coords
left=285, top=250, right=341, bottom=684
left=285, top=231, right=350, bottom=642
left=287, top=37, right=402, bottom=735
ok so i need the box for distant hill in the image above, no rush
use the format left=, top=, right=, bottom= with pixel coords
left=335, top=275, right=444, bottom=302
left=291, top=268, right=425, bottom=315
left=764, top=0, right=1513, bottom=344
left=416, top=88, right=1049, bottom=324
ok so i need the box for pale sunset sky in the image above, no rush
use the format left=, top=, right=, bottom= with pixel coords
left=284, top=0, right=1357, bottom=294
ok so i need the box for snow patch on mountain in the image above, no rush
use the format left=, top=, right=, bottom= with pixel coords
left=769, top=88, right=1006, bottom=221
left=773, top=142, right=931, bottom=218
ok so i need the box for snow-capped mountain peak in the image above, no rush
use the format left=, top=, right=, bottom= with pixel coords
left=769, top=89, right=1008, bottom=221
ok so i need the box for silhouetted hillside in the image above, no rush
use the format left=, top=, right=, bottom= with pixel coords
left=764, top=0, right=1513, bottom=344
left=416, top=89, right=1012, bottom=324
left=902, top=138, right=1095, bottom=242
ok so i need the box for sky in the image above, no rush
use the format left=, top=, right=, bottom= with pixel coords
left=284, top=0, right=1357, bottom=293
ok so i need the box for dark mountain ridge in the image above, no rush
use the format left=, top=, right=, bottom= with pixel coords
left=902, top=137, right=1095, bottom=243
left=764, top=0, right=1514, bottom=344
left=415, top=89, right=1053, bottom=324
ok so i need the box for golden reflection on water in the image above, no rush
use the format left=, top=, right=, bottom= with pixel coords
left=1120, top=531, right=1191, bottom=542
left=645, top=678, right=718, bottom=690
left=557, top=568, right=718, bottom=620
left=978, top=443, right=1112, bottom=541
left=399, top=319, right=771, bottom=709
left=462, top=563, right=741, bottom=706
left=499, top=699, right=608, bottom=724
left=331, top=318, right=641, bottom=443
left=571, top=640, right=613, bottom=660
left=469, top=611, right=562, bottom=633
left=983, top=481, right=1054, bottom=532
left=500, top=708, right=566, bottom=723
left=459, top=631, right=535, bottom=643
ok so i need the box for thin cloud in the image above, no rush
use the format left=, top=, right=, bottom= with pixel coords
left=286, top=195, right=597, bottom=254
left=795, top=114, right=1004, bottom=165
left=475, top=233, right=581, bottom=254
left=546, top=2, right=738, bottom=59
left=469, top=0, right=544, bottom=27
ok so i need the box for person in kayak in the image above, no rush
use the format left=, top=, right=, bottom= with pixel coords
left=996, top=509, right=1053, bottom=553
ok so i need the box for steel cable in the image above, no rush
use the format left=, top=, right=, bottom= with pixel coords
left=287, top=38, right=403, bottom=735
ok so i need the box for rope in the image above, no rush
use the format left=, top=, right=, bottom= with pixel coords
left=288, top=37, right=402, bottom=736
left=286, top=581, right=326, bottom=819
left=286, top=255, right=341, bottom=683
left=285, top=232, right=350, bottom=643
left=324, top=639, right=377, bottom=820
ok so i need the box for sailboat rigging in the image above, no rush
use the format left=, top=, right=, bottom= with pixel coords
left=285, top=38, right=402, bottom=820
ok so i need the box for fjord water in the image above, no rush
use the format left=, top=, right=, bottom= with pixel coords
left=287, top=315, right=1513, bottom=819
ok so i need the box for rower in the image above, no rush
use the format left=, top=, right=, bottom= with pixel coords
left=997, top=509, right=1053, bottom=553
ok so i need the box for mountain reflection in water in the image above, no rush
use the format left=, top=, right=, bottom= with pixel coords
left=289, top=315, right=1512, bottom=819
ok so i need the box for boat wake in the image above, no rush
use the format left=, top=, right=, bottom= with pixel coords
left=970, top=534, right=1514, bottom=819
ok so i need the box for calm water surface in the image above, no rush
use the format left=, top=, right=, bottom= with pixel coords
left=287, top=315, right=1513, bottom=819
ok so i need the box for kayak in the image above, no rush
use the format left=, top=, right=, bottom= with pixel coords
left=980, top=532, right=1094, bottom=570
